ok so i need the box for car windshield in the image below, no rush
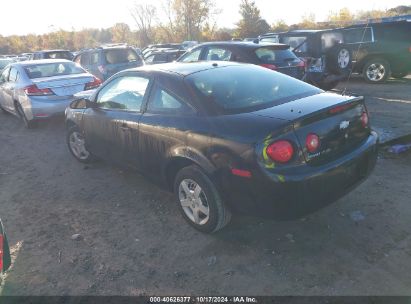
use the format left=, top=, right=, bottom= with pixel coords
left=24, top=62, right=86, bottom=79
left=104, top=48, right=140, bottom=64
left=186, top=65, right=321, bottom=113
left=255, top=47, right=297, bottom=63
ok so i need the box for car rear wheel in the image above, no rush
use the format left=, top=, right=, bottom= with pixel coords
left=67, top=126, right=94, bottom=163
left=174, top=165, right=231, bottom=233
left=15, top=103, right=36, bottom=129
left=363, top=58, right=391, bottom=83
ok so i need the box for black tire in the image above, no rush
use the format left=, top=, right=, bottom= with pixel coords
left=391, top=72, right=408, bottom=79
left=363, top=58, right=391, bottom=84
left=326, top=45, right=352, bottom=74
left=15, top=102, right=36, bottom=129
left=66, top=125, right=95, bottom=163
left=174, top=165, right=231, bottom=233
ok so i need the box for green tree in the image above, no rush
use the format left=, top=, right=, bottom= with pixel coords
left=235, top=0, right=270, bottom=38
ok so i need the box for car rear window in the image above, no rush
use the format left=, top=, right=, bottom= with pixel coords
left=255, top=47, right=297, bottom=63
left=104, top=48, right=141, bottom=64
left=24, top=62, right=85, bottom=79
left=44, top=51, right=73, bottom=60
left=186, top=65, right=321, bottom=114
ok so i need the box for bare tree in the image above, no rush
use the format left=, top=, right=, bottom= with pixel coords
left=131, top=2, right=157, bottom=46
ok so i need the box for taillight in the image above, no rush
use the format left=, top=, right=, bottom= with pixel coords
left=297, top=60, right=305, bottom=68
left=306, top=133, right=320, bottom=153
left=24, top=84, right=53, bottom=96
left=329, top=103, right=351, bottom=114
left=266, top=140, right=294, bottom=163
left=0, top=234, right=3, bottom=272
left=85, top=77, right=102, bottom=90
left=260, top=64, right=277, bottom=70
left=361, top=112, right=369, bottom=128
left=409, top=46, right=411, bottom=53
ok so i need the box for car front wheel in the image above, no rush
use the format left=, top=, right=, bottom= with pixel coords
left=363, top=58, right=391, bottom=83
left=67, top=126, right=94, bottom=163
left=174, top=165, right=231, bottom=233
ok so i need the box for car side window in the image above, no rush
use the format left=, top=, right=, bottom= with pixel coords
left=96, top=75, right=150, bottom=111
left=0, top=67, right=11, bottom=83
left=179, top=48, right=202, bottom=62
left=80, top=53, right=90, bottom=66
left=74, top=55, right=81, bottom=64
left=90, top=52, right=100, bottom=65
left=147, top=86, right=193, bottom=115
left=8, top=67, right=19, bottom=82
left=205, top=47, right=232, bottom=61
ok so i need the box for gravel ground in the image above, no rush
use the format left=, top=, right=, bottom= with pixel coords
left=0, top=76, right=411, bottom=296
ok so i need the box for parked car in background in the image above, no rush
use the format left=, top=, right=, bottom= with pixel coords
left=181, top=41, right=198, bottom=49
left=342, top=18, right=411, bottom=83
left=260, top=29, right=353, bottom=90
left=142, top=43, right=183, bottom=57
left=0, top=58, right=16, bottom=74
left=31, top=50, right=74, bottom=60
left=177, top=41, right=306, bottom=80
left=74, top=45, right=144, bottom=81
left=66, top=62, right=378, bottom=233
left=145, top=49, right=186, bottom=65
left=0, top=59, right=101, bottom=128
left=0, top=219, right=11, bottom=273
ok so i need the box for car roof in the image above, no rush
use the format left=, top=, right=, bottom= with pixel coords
left=127, top=61, right=245, bottom=77
left=11, top=59, right=73, bottom=67
left=196, top=41, right=289, bottom=48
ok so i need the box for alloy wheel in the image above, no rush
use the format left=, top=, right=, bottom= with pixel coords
left=69, top=131, right=90, bottom=160
left=337, top=49, right=350, bottom=69
left=178, top=179, right=210, bottom=225
left=366, top=63, right=386, bottom=82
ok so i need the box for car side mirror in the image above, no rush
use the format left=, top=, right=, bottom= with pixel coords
left=69, top=98, right=98, bottom=109
left=0, top=219, right=11, bottom=273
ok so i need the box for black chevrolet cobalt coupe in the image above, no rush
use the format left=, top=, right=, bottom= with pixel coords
left=65, top=62, right=378, bottom=233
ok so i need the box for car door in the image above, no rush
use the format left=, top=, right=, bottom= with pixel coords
left=139, top=81, right=197, bottom=181
left=82, top=73, right=151, bottom=168
left=0, top=67, right=18, bottom=112
left=0, top=67, right=11, bottom=111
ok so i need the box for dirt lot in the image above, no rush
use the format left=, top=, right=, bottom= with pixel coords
left=1, top=77, right=411, bottom=296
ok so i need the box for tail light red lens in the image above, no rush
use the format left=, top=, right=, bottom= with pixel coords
left=24, top=84, right=53, bottom=96
left=0, top=234, right=3, bottom=272
left=260, top=64, right=277, bottom=70
left=85, top=77, right=102, bottom=90
left=306, top=133, right=320, bottom=153
left=266, top=140, right=294, bottom=163
left=361, top=112, right=369, bottom=128
left=297, top=60, right=305, bottom=68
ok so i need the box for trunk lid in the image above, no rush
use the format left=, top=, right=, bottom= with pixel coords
left=32, top=73, right=94, bottom=97
left=252, top=92, right=370, bottom=165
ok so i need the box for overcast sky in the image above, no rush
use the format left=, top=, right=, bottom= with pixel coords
left=0, top=0, right=408, bottom=36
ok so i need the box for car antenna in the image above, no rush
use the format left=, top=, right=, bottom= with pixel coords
left=341, top=9, right=374, bottom=96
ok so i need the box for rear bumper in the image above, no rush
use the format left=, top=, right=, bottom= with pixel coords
left=221, top=131, right=379, bottom=219
left=23, top=97, right=74, bottom=121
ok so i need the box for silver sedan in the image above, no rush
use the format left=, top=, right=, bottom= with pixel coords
left=0, top=59, right=101, bottom=128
